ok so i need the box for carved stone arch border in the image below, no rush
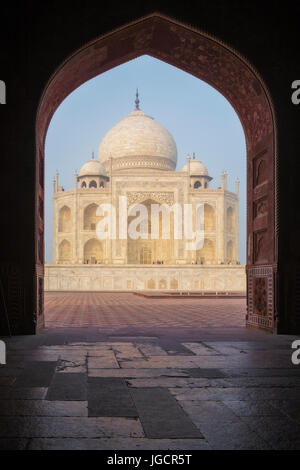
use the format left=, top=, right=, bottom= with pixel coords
left=35, top=13, right=278, bottom=332
left=126, top=192, right=175, bottom=207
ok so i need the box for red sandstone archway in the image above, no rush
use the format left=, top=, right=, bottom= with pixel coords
left=35, top=13, right=277, bottom=332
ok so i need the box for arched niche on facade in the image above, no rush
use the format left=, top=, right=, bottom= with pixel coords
left=227, top=207, right=235, bottom=233
left=196, top=238, right=216, bottom=264
left=83, top=238, right=103, bottom=264
left=204, top=204, right=216, bottom=232
left=83, top=203, right=99, bottom=230
left=227, top=239, right=235, bottom=263
left=58, top=206, right=71, bottom=233
left=58, top=239, right=72, bottom=263
left=127, top=198, right=173, bottom=264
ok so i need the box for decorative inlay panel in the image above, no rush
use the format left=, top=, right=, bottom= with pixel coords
left=254, top=197, right=268, bottom=218
left=253, top=230, right=268, bottom=264
left=127, top=191, right=175, bottom=206
left=247, top=265, right=274, bottom=330
left=253, top=277, right=267, bottom=316
left=253, top=149, right=268, bottom=188
left=110, top=156, right=175, bottom=171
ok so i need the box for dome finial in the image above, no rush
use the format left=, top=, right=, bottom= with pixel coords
left=92, top=151, right=95, bottom=160
left=135, top=88, right=140, bottom=110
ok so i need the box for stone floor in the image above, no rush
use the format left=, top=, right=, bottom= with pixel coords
left=0, top=294, right=300, bottom=450
left=45, top=292, right=246, bottom=328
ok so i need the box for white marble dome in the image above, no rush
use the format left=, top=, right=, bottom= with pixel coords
left=79, top=159, right=106, bottom=177
left=182, top=159, right=209, bottom=176
left=98, top=109, right=177, bottom=171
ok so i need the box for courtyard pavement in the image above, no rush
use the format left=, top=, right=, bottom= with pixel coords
left=0, top=293, right=300, bottom=450
left=45, top=292, right=246, bottom=328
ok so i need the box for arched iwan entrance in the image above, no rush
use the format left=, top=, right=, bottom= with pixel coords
left=36, top=14, right=277, bottom=332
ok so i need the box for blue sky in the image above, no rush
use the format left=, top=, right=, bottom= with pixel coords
left=45, top=55, right=246, bottom=263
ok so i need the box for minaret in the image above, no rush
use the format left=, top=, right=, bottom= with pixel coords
left=221, top=171, right=227, bottom=190
left=186, top=154, right=191, bottom=174
left=186, top=154, right=191, bottom=191
left=55, top=170, right=59, bottom=192
left=74, top=170, right=78, bottom=190
left=236, top=177, right=240, bottom=196
left=135, top=89, right=140, bottom=110
left=52, top=177, right=56, bottom=194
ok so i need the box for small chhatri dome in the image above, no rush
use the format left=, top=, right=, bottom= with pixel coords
left=79, top=158, right=107, bottom=177
left=182, top=159, right=209, bottom=176
left=98, top=92, right=177, bottom=171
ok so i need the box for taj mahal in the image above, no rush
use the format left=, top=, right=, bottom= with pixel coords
left=45, top=93, right=246, bottom=292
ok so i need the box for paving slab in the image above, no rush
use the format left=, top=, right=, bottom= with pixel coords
left=182, top=368, right=227, bottom=378
left=88, top=368, right=189, bottom=378
left=182, top=342, right=220, bottom=356
left=28, top=437, right=210, bottom=450
left=131, top=388, right=203, bottom=439
left=159, top=341, right=194, bottom=355
left=180, top=400, right=271, bottom=449
left=110, top=343, right=143, bottom=360
left=203, top=342, right=250, bottom=355
left=7, top=352, right=60, bottom=362
left=27, top=438, right=210, bottom=451
left=127, top=377, right=223, bottom=388
left=224, top=400, right=284, bottom=417
left=221, top=368, right=300, bottom=377
left=58, top=353, right=87, bottom=363
left=66, top=342, right=109, bottom=348
left=219, top=376, right=300, bottom=388
left=0, top=416, right=144, bottom=438
left=242, top=416, right=300, bottom=450
left=0, top=387, right=48, bottom=400
left=119, top=357, right=201, bottom=369
left=205, top=341, right=278, bottom=351
left=269, top=399, right=300, bottom=423
left=170, top=386, right=300, bottom=401
left=46, top=373, right=87, bottom=401
left=88, top=378, right=138, bottom=417
left=14, top=361, right=57, bottom=388
left=180, top=400, right=240, bottom=424
left=56, top=358, right=87, bottom=373
left=88, top=353, right=120, bottom=369
left=136, top=343, right=168, bottom=356
left=0, top=400, right=88, bottom=416
left=108, top=336, right=158, bottom=341
left=120, top=354, right=295, bottom=369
